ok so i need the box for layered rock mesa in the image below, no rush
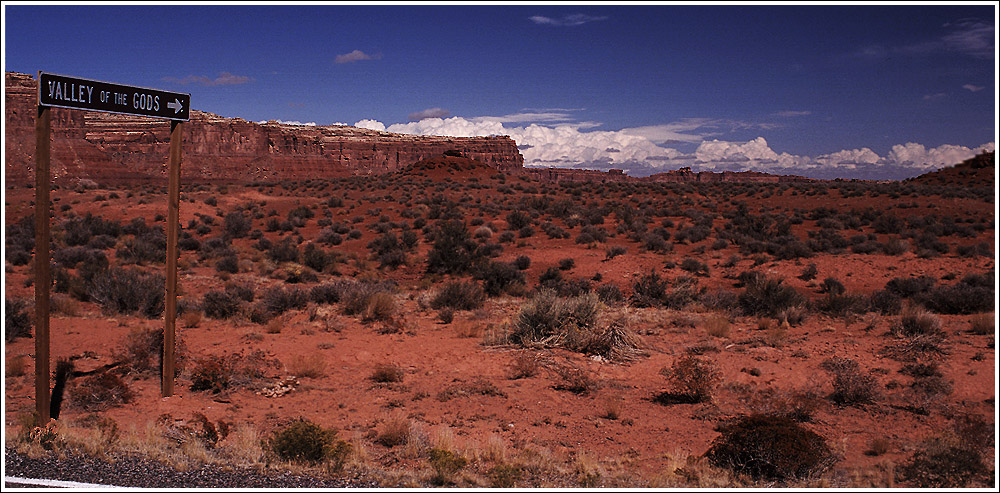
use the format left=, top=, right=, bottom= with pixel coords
left=5, top=72, right=523, bottom=184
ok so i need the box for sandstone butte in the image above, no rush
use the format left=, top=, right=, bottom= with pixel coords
left=4, top=71, right=522, bottom=185
left=6, top=71, right=813, bottom=185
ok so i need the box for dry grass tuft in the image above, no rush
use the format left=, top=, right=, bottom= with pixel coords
left=703, top=314, right=731, bottom=338
left=287, top=353, right=327, bottom=378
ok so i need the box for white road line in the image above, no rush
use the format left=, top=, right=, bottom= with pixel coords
left=4, top=476, right=142, bottom=489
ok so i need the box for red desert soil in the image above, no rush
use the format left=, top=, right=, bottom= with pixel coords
left=4, top=154, right=996, bottom=487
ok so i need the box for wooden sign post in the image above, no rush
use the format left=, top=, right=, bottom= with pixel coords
left=34, top=72, right=191, bottom=420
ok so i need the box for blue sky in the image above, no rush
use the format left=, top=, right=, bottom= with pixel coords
left=3, top=2, right=996, bottom=180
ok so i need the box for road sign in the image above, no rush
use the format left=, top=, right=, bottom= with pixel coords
left=38, top=71, right=190, bottom=121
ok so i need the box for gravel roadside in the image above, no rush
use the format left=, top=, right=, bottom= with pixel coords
left=4, top=448, right=379, bottom=488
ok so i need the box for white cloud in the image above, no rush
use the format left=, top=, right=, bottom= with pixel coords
left=353, top=119, right=386, bottom=131
left=962, top=84, right=985, bottom=92
left=529, top=14, right=608, bottom=26
left=352, top=115, right=994, bottom=180
left=335, top=50, right=379, bottom=64
left=922, top=92, right=948, bottom=100
left=622, top=119, right=720, bottom=144
left=409, top=107, right=451, bottom=121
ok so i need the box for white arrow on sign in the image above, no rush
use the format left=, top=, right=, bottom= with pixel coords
left=167, top=99, right=184, bottom=114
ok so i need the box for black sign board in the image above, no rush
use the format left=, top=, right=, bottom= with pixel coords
left=38, top=71, right=191, bottom=121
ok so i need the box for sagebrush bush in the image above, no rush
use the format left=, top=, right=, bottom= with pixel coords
left=432, top=281, right=486, bottom=311
left=271, top=419, right=351, bottom=469
left=705, top=414, right=834, bottom=481
left=738, top=274, right=804, bottom=318
left=370, top=363, right=404, bottom=383
left=510, top=290, right=598, bottom=347
left=897, top=442, right=989, bottom=487
left=202, top=290, right=242, bottom=320
left=476, top=261, right=525, bottom=296
left=5, top=297, right=32, bottom=342
left=428, top=448, right=468, bottom=485
left=68, top=372, right=134, bottom=411
left=261, top=285, right=308, bottom=316
left=820, top=357, right=878, bottom=405
left=189, top=356, right=231, bottom=393
left=892, top=305, right=943, bottom=337
left=89, top=268, right=165, bottom=318
left=631, top=270, right=668, bottom=308
left=658, top=356, right=721, bottom=404
left=916, top=282, right=994, bottom=315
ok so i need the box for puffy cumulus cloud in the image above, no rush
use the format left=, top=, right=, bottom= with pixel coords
left=352, top=116, right=994, bottom=180
left=408, top=107, right=451, bottom=121
left=813, top=148, right=881, bottom=169
left=353, top=119, right=386, bottom=131
left=335, top=50, right=380, bottom=64
left=163, top=72, right=251, bottom=86
left=529, top=14, right=608, bottom=26
left=886, top=142, right=993, bottom=171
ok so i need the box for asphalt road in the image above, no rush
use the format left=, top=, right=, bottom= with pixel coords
left=4, top=448, right=378, bottom=488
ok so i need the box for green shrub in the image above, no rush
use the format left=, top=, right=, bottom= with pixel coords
left=738, top=274, right=804, bottom=317
left=271, top=419, right=352, bottom=469
left=428, top=448, right=468, bottom=485
left=631, top=270, right=668, bottom=308
left=704, top=414, right=834, bottom=481
left=89, top=268, right=165, bottom=318
left=487, top=463, right=522, bottom=487
left=5, top=297, right=32, bottom=342
left=476, top=261, right=525, bottom=296
left=897, top=444, right=989, bottom=487
left=432, top=281, right=486, bottom=310
left=202, top=290, right=242, bottom=320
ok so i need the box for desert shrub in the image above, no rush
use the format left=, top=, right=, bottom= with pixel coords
left=700, top=289, right=740, bottom=313
left=818, top=277, right=845, bottom=295
left=897, top=441, right=989, bottom=487
left=797, top=264, right=818, bottom=281
left=892, top=305, right=943, bottom=337
left=223, top=211, right=251, bottom=238
left=505, top=210, right=531, bottom=230
left=426, top=220, right=480, bottom=275
left=68, top=372, right=134, bottom=411
left=309, top=281, right=345, bottom=305
left=518, top=225, right=535, bottom=238
left=513, top=255, right=531, bottom=270
left=487, top=463, right=523, bottom=488
left=267, top=238, right=300, bottom=263
left=116, top=234, right=167, bottom=265
left=820, top=357, right=878, bottom=405
left=260, top=285, right=308, bottom=316
left=508, top=352, right=540, bottom=379
left=428, top=448, right=468, bottom=485
left=432, top=281, right=486, bottom=311
left=631, top=270, right=668, bottom=308
left=271, top=419, right=351, bottom=469
left=657, top=356, right=721, bottom=404
left=302, top=243, right=330, bottom=272
left=704, top=414, right=834, bottom=481
left=201, top=290, right=242, bottom=320
left=89, top=268, right=165, bottom=318
left=968, top=313, right=994, bottom=335
left=814, top=293, right=869, bottom=317
left=5, top=297, right=32, bottom=342
left=375, top=415, right=411, bottom=447
left=288, top=353, right=327, bottom=378
left=605, top=245, right=627, bottom=260
left=574, top=314, right=645, bottom=362
left=868, top=289, right=902, bottom=315
left=703, top=314, right=731, bottom=338
left=552, top=364, right=599, bottom=394
left=915, top=281, right=994, bottom=315
left=61, top=213, right=121, bottom=246
left=510, top=290, right=599, bottom=347
left=558, top=258, right=575, bottom=271
left=189, top=355, right=231, bottom=393
left=215, top=255, right=240, bottom=274
left=738, top=274, right=804, bottom=318
left=476, top=261, right=525, bottom=296
left=339, top=280, right=396, bottom=320
left=369, top=363, right=404, bottom=383
left=595, top=283, right=624, bottom=305
left=576, top=225, right=608, bottom=244
left=885, top=276, right=936, bottom=298
left=679, top=258, right=709, bottom=276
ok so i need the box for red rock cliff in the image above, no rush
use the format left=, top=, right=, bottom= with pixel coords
left=5, top=72, right=523, bottom=184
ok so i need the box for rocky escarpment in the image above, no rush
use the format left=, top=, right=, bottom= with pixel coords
left=5, top=72, right=523, bottom=184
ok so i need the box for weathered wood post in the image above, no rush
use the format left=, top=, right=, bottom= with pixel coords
left=34, top=101, right=51, bottom=423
